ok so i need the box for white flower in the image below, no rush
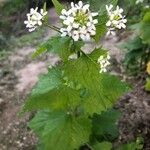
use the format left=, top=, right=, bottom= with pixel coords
left=136, top=0, right=144, bottom=4
left=106, top=28, right=116, bottom=36
left=59, top=1, right=98, bottom=41
left=98, top=53, right=110, bottom=73
left=106, top=5, right=127, bottom=36
left=24, top=7, right=47, bottom=32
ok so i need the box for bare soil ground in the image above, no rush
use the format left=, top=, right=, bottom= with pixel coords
left=0, top=8, right=150, bottom=150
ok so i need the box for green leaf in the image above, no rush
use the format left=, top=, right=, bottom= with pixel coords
left=32, top=67, right=63, bottom=96
left=117, top=137, right=143, bottom=150
left=32, top=36, right=72, bottom=61
left=145, top=78, right=150, bottom=91
left=121, top=36, right=147, bottom=74
left=24, top=85, right=81, bottom=112
left=52, top=0, right=65, bottom=15
left=92, top=109, right=121, bottom=141
left=42, top=2, right=48, bottom=23
left=93, top=141, right=112, bottom=150
left=29, top=110, right=91, bottom=150
left=94, top=14, right=107, bottom=42
left=64, top=48, right=129, bottom=114
left=32, top=44, right=48, bottom=58
left=140, top=11, right=150, bottom=45
left=23, top=67, right=81, bottom=112
left=64, top=48, right=106, bottom=88
left=89, top=0, right=118, bottom=12
left=121, top=37, right=143, bottom=51
left=46, top=36, right=72, bottom=61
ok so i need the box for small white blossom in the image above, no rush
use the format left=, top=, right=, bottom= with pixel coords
left=106, top=28, right=116, bottom=36
left=136, top=0, right=144, bottom=4
left=59, top=1, right=98, bottom=41
left=106, top=5, right=127, bottom=36
left=98, top=53, right=110, bottom=73
left=24, top=7, right=47, bottom=32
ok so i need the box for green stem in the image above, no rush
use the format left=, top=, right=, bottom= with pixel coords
left=77, top=51, right=80, bottom=58
left=86, top=143, right=93, bottom=150
left=44, top=23, right=61, bottom=33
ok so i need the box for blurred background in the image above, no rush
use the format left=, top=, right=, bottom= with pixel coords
left=0, top=0, right=150, bottom=150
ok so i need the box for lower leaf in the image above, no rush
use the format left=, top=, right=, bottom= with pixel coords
left=29, top=110, right=92, bottom=150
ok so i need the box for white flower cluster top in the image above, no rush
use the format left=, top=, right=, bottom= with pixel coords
left=59, top=1, right=98, bottom=41
left=106, top=5, right=127, bottom=36
left=24, top=7, right=47, bottom=32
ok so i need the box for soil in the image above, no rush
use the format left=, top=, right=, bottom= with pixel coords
left=0, top=7, right=150, bottom=150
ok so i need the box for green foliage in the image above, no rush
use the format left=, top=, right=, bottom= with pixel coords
left=89, top=0, right=118, bottom=12
left=92, top=109, right=121, bottom=142
left=118, top=0, right=149, bottom=24
left=23, top=24, right=130, bottom=148
left=32, top=36, right=73, bottom=61
left=64, top=49, right=129, bottom=115
left=122, top=37, right=147, bottom=74
left=52, top=0, right=65, bottom=15
left=24, top=48, right=129, bottom=115
left=29, top=110, right=91, bottom=150
left=0, top=0, right=28, bottom=36
left=23, top=67, right=81, bottom=112
left=0, top=0, right=27, bottom=16
left=93, top=141, right=112, bottom=150
left=117, top=137, right=143, bottom=150
left=140, top=11, right=150, bottom=45
left=43, top=3, right=49, bottom=23
left=145, top=78, right=150, bottom=91
left=94, top=14, right=108, bottom=42
left=122, top=10, right=150, bottom=75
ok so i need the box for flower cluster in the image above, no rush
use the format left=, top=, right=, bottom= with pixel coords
left=136, top=0, right=144, bottom=4
left=106, top=5, right=127, bottom=36
left=24, top=7, right=47, bottom=32
left=59, top=1, right=98, bottom=41
left=98, top=53, right=111, bottom=73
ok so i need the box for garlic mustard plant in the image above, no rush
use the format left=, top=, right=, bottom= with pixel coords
left=106, top=5, right=127, bottom=35
left=59, top=1, right=98, bottom=41
left=23, top=0, right=130, bottom=149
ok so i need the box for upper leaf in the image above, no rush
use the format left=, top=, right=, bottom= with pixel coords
left=32, top=36, right=84, bottom=61
left=52, top=0, right=65, bottom=15
left=94, top=14, right=108, bottom=42
left=29, top=110, right=91, bottom=150
left=32, top=36, right=72, bottom=61
left=64, top=48, right=129, bottom=114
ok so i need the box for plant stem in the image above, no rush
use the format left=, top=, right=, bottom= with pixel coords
left=77, top=51, right=80, bottom=58
left=44, top=23, right=61, bottom=33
